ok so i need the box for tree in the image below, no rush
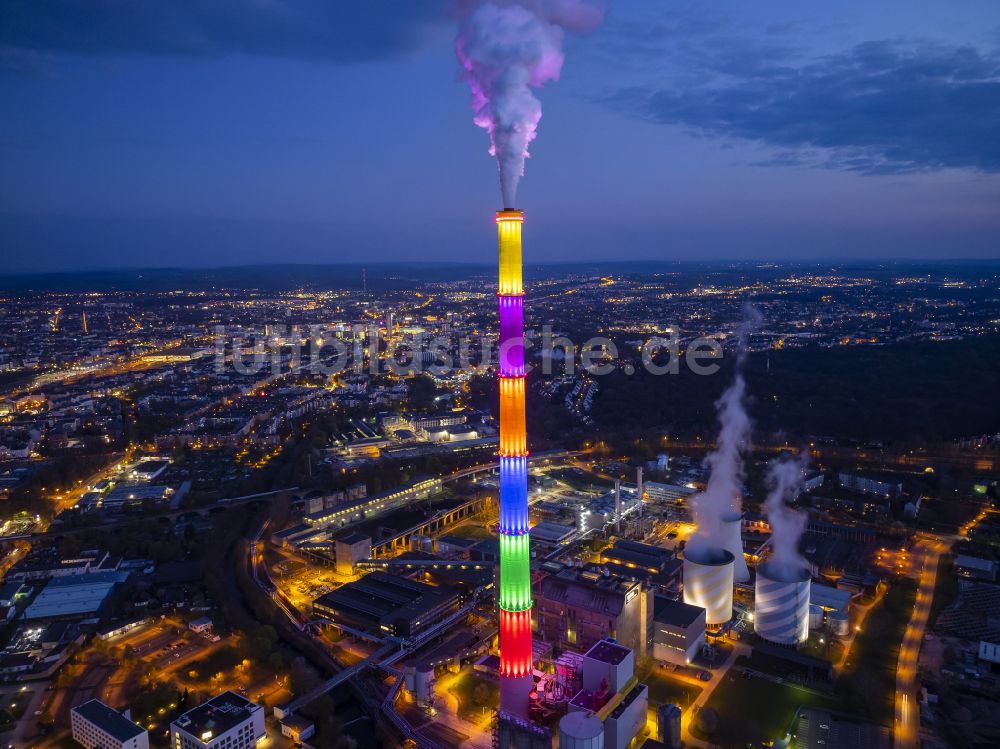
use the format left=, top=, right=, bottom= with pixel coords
left=696, top=706, right=718, bottom=735
left=473, top=683, right=491, bottom=707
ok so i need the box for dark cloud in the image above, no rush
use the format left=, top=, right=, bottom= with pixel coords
left=607, top=38, right=1000, bottom=174
left=0, top=1, right=447, bottom=63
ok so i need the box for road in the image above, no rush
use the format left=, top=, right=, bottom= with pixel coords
left=893, top=537, right=947, bottom=749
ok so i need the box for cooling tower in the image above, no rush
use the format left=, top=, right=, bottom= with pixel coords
left=721, top=511, right=750, bottom=583
left=683, top=548, right=735, bottom=625
left=754, top=562, right=811, bottom=646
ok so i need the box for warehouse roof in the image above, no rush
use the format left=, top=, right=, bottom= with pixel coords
left=24, top=571, right=126, bottom=620
left=809, top=584, right=853, bottom=614
left=653, top=596, right=705, bottom=628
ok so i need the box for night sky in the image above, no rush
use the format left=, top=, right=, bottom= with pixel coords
left=1, top=1, right=998, bottom=272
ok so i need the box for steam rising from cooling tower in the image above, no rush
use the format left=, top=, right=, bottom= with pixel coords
left=686, top=305, right=761, bottom=583
left=455, top=1, right=607, bottom=208
left=762, top=452, right=810, bottom=580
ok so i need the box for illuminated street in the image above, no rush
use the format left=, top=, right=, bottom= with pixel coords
left=893, top=538, right=947, bottom=749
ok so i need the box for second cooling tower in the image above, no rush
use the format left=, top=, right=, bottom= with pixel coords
left=754, top=562, right=811, bottom=646
left=683, top=548, right=735, bottom=625
left=721, top=511, right=750, bottom=583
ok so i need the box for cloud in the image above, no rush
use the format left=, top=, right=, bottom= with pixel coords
left=0, top=1, right=447, bottom=63
left=607, top=38, right=1000, bottom=174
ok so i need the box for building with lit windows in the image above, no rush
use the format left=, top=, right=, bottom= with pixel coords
left=170, top=691, right=264, bottom=749
left=71, top=699, right=148, bottom=749
left=652, top=595, right=706, bottom=666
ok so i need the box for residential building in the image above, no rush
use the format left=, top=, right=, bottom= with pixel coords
left=71, top=699, right=149, bottom=749
left=170, top=691, right=264, bottom=749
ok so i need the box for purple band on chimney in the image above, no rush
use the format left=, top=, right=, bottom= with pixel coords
left=498, top=294, right=525, bottom=377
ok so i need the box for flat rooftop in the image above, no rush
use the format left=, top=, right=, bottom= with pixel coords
left=72, top=699, right=145, bottom=742
left=172, top=691, right=259, bottom=740
left=313, top=571, right=460, bottom=633
left=585, top=638, right=632, bottom=665
left=24, top=571, right=125, bottom=620
left=653, top=596, right=705, bottom=628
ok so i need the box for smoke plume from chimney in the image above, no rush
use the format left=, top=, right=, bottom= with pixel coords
left=763, top=452, right=810, bottom=578
left=455, top=1, right=607, bottom=208
left=686, top=306, right=761, bottom=560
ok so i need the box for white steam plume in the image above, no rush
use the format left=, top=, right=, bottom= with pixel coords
left=763, top=452, right=810, bottom=578
left=455, top=1, right=607, bottom=208
left=686, top=306, right=761, bottom=561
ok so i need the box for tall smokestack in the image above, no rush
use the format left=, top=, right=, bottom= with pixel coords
left=496, top=208, right=532, bottom=718
left=615, top=479, right=622, bottom=533
left=637, top=466, right=643, bottom=518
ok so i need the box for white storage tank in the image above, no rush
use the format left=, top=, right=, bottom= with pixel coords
left=414, top=662, right=434, bottom=703
left=721, top=511, right=750, bottom=583
left=754, top=562, right=811, bottom=646
left=808, top=604, right=825, bottom=630
left=560, top=710, right=604, bottom=749
left=827, top=610, right=850, bottom=637
left=683, top=548, right=735, bottom=625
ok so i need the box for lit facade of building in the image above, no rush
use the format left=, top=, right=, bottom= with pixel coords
left=496, top=209, right=533, bottom=719
left=170, top=691, right=264, bottom=749
left=71, top=699, right=148, bottom=749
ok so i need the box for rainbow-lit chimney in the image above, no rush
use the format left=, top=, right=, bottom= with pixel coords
left=496, top=208, right=532, bottom=718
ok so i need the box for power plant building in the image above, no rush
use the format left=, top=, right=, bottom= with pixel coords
left=565, top=640, right=648, bottom=749
left=642, top=482, right=696, bottom=510
left=535, top=568, right=652, bottom=657
left=312, top=571, right=462, bottom=638
left=652, top=595, right=706, bottom=666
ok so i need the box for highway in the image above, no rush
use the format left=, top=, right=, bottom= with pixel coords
left=893, top=537, right=947, bottom=749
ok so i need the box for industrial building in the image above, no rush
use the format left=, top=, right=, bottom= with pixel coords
left=170, top=691, right=265, bottom=749
left=312, top=571, right=463, bottom=637
left=836, top=472, right=902, bottom=498
left=535, top=568, right=651, bottom=656
left=563, top=639, right=648, bottom=749
left=71, top=699, right=149, bottom=749
left=24, top=570, right=126, bottom=620
left=792, top=707, right=890, bottom=749
left=642, top=481, right=696, bottom=509
left=303, top=477, right=442, bottom=530
left=652, top=596, right=706, bottom=666
left=334, top=531, right=372, bottom=575
left=601, top=539, right=675, bottom=575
